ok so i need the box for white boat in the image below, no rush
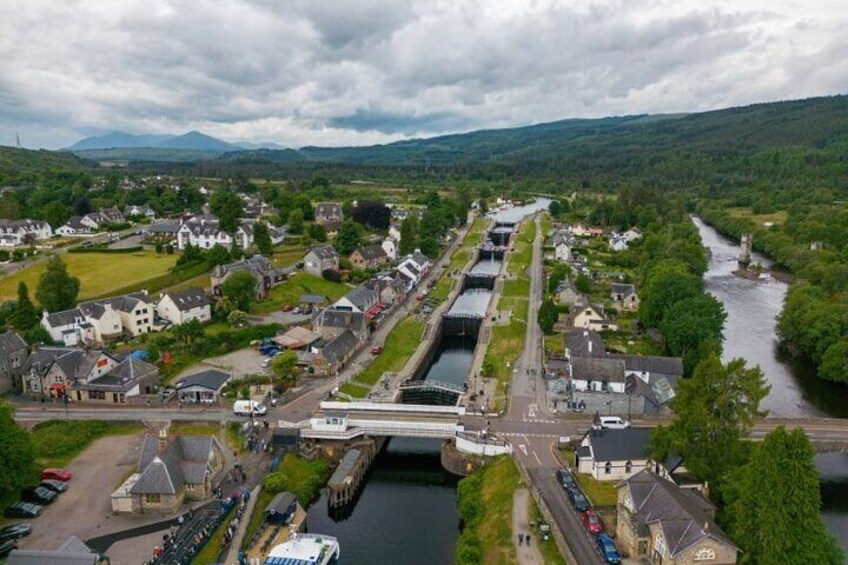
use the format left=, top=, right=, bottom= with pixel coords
left=262, top=532, right=340, bottom=565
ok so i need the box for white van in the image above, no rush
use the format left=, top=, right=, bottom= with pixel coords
left=233, top=400, right=267, bottom=416
left=598, top=416, right=630, bottom=430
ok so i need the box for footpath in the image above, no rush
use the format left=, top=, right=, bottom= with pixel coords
left=513, top=488, right=544, bottom=565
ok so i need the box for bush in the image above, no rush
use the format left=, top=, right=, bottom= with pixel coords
left=67, top=246, right=143, bottom=254
left=322, top=268, right=341, bottom=283
left=262, top=454, right=331, bottom=507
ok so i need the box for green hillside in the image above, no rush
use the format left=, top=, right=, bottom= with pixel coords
left=0, top=146, right=90, bottom=185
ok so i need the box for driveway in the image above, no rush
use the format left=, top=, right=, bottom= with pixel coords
left=14, top=432, right=165, bottom=551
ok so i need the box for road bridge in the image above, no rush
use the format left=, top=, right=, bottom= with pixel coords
left=298, top=401, right=465, bottom=440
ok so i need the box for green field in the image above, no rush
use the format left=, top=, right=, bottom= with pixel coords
left=0, top=251, right=179, bottom=302
left=348, top=317, right=425, bottom=394
left=273, top=244, right=307, bottom=267
left=251, top=272, right=350, bottom=314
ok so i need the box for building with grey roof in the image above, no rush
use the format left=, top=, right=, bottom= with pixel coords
left=570, top=357, right=626, bottom=393
left=311, top=307, right=368, bottom=342
left=210, top=254, right=287, bottom=299
left=6, top=535, right=105, bottom=565
left=175, top=369, right=230, bottom=404
left=334, top=284, right=380, bottom=314
left=576, top=427, right=656, bottom=481
left=156, top=287, right=211, bottom=326
left=0, top=330, right=27, bottom=393
left=303, top=245, right=340, bottom=276
left=316, top=330, right=360, bottom=375
left=616, top=470, right=738, bottom=563
left=111, top=428, right=223, bottom=514
left=350, top=244, right=389, bottom=269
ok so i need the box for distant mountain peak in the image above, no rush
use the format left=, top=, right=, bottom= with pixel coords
left=66, top=130, right=236, bottom=152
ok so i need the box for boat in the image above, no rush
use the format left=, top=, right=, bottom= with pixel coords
left=262, top=532, right=340, bottom=565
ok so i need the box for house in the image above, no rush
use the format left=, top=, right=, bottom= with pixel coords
left=334, top=284, right=380, bottom=314
left=570, top=357, right=626, bottom=393
left=157, top=287, right=211, bottom=326
left=0, top=219, right=52, bottom=247
left=608, top=354, right=684, bottom=385
left=21, top=347, right=118, bottom=399
left=41, top=302, right=123, bottom=347
left=56, top=216, right=93, bottom=236
left=210, top=255, right=287, bottom=300
left=6, top=535, right=105, bottom=565
left=311, top=308, right=369, bottom=342
left=609, top=233, right=629, bottom=251
left=100, top=206, right=125, bottom=224
left=566, top=329, right=605, bottom=360
left=275, top=326, right=322, bottom=350
left=321, top=220, right=342, bottom=237
left=388, top=223, right=402, bottom=241
left=623, top=227, right=642, bottom=242
left=373, top=272, right=408, bottom=306
left=177, top=215, right=233, bottom=250
left=70, top=355, right=159, bottom=403
left=616, top=470, right=738, bottom=563
left=145, top=220, right=181, bottom=241
left=396, top=252, right=430, bottom=288
left=350, top=244, right=389, bottom=269
left=126, top=204, right=156, bottom=219
left=175, top=369, right=230, bottom=404
left=303, top=245, right=340, bottom=277
left=315, top=202, right=343, bottom=226
left=0, top=330, right=27, bottom=393
left=381, top=237, right=398, bottom=260
left=576, top=427, right=657, bottom=481
left=315, top=330, right=360, bottom=375
left=571, top=303, right=619, bottom=332
left=551, top=231, right=575, bottom=262
left=610, top=283, right=639, bottom=311
left=299, top=293, right=328, bottom=310
left=555, top=279, right=582, bottom=305
left=82, top=291, right=155, bottom=337
left=111, top=428, right=224, bottom=514
left=391, top=207, right=410, bottom=221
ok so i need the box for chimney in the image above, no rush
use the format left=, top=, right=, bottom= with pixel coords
left=158, top=423, right=170, bottom=453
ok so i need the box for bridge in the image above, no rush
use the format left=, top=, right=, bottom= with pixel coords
left=398, top=378, right=465, bottom=406
left=297, top=401, right=465, bottom=440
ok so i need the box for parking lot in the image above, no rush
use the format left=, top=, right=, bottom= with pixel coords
left=178, top=347, right=268, bottom=380
left=13, top=432, right=166, bottom=552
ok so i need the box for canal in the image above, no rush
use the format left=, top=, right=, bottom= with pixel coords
left=694, top=216, right=848, bottom=553
left=307, top=438, right=459, bottom=565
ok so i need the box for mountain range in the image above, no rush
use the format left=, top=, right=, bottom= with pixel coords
left=65, top=130, right=286, bottom=157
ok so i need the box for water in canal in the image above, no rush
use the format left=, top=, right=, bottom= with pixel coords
left=694, top=216, right=848, bottom=552
left=306, top=438, right=459, bottom=565
left=421, top=335, right=477, bottom=388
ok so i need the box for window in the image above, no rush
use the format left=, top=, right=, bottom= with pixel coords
left=604, top=462, right=612, bottom=475
left=625, top=460, right=633, bottom=474
left=694, top=547, right=716, bottom=561
left=654, top=533, right=666, bottom=561
left=145, top=493, right=161, bottom=504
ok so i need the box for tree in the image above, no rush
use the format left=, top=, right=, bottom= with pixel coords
left=215, top=296, right=235, bottom=319
left=253, top=222, right=274, bottom=255
left=574, top=273, right=592, bottom=293
left=42, top=201, right=70, bottom=229
left=538, top=298, right=558, bottom=334
left=221, top=271, right=256, bottom=311
left=659, top=294, right=726, bottom=373
left=0, top=404, right=35, bottom=505
left=333, top=221, right=362, bottom=255
left=73, top=196, right=92, bottom=216
left=351, top=201, right=391, bottom=230
left=270, top=350, right=299, bottom=388
left=419, top=236, right=439, bottom=258
left=649, top=355, right=769, bottom=488
left=36, top=257, right=80, bottom=312
left=12, top=282, right=38, bottom=330
left=723, top=427, right=844, bottom=564
left=207, top=244, right=232, bottom=266
left=209, top=190, right=244, bottom=234
left=227, top=309, right=248, bottom=328
left=308, top=222, right=327, bottom=242
left=172, top=319, right=205, bottom=348
left=819, top=337, right=848, bottom=383
left=23, top=324, right=52, bottom=345
left=639, top=259, right=702, bottom=327
left=287, top=209, right=305, bottom=234
left=399, top=215, right=419, bottom=255
left=0, top=193, right=21, bottom=219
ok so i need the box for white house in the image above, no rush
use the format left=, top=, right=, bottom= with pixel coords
left=41, top=302, right=123, bottom=347
left=571, top=303, right=619, bottom=332
left=388, top=223, right=402, bottom=242
left=576, top=428, right=657, bottom=481
left=156, top=287, right=211, bottom=326
left=89, top=292, right=156, bottom=337
left=623, top=227, right=642, bottom=242
left=126, top=204, right=156, bottom=219
left=608, top=233, right=629, bottom=251
left=334, top=284, right=380, bottom=314
left=381, top=238, right=398, bottom=261
left=177, top=215, right=232, bottom=250
left=303, top=245, right=340, bottom=277
left=56, top=216, right=93, bottom=237
left=0, top=219, right=52, bottom=247
left=570, top=357, right=626, bottom=393
left=551, top=231, right=574, bottom=262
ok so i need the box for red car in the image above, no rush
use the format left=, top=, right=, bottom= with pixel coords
left=370, top=345, right=383, bottom=355
left=580, top=509, right=604, bottom=535
left=281, top=305, right=293, bottom=312
left=41, top=468, right=73, bottom=482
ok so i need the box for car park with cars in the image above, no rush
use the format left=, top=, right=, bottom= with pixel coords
left=0, top=523, right=32, bottom=542
left=556, top=469, right=577, bottom=490
left=4, top=502, right=43, bottom=519
left=580, top=509, right=604, bottom=535
left=565, top=486, right=590, bottom=512
left=41, top=468, right=73, bottom=481
left=21, top=486, right=57, bottom=505
left=0, top=540, right=18, bottom=559
left=40, top=479, right=69, bottom=493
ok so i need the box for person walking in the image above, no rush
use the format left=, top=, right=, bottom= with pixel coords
left=518, top=533, right=524, bottom=545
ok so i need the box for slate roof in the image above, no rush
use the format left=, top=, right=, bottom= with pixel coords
left=44, top=308, right=84, bottom=328
left=265, top=492, right=297, bottom=516
left=147, top=220, right=181, bottom=234
left=307, top=245, right=339, bottom=260
left=321, top=330, right=360, bottom=365
left=132, top=434, right=219, bottom=495
left=85, top=291, right=151, bottom=314
left=606, top=354, right=684, bottom=376
left=299, top=293, right=327, bottom=304
left=212, top=255, right=274, bottom=278
left=0, top=330, right=26, bottom=354
left=163, top=287, right=210, bottom=311
left=315, top=203, right=342, bottom=219
left=619, top=470, right=737, bottom=556
left=62, top=216, right=88, bottom=230
left=341, top=285, right=379, bottom=311
left=571, top=356, right=625, bottom=383
left=585, top=428, right=653, bottom=462
left=410, top=251, right=429, bottom=267
left=567, top=330, right=606, bottom=358
left=80, top=357, right=158, bottom=392
left=354, top=244, right=388, bottom=261
left=611, top=283, right=637, bottom=297
left=6, top=535, right=98, bottom=565
left=176, top=369, right=230, bottom=391
left=312, top=308, right=366, bottom=334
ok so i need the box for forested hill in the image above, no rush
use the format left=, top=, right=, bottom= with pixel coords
left=218, top=95, right=848, bottom=166
left=0, top=146, right=90, bottom=186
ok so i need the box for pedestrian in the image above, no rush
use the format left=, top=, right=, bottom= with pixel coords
left=518, top=533, right=524, bottom=545
left=526, top=534, right=531, bottom=545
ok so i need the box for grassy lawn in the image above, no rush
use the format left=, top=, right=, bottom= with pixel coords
left=339, top=381, right=370, bottom=398
left=30, top=420, right=143, bottom=469
left=164, top=272, right=211, bottom=294
left=251, top=273, right=350, bottom=314
left=465, top=217, right=488, bottom=247
left=544, top=334, right=565, bottom=357
left=449, top=247, right=472, bottom=271
left=574, top=472, right=618, bottom=507
left=429, top=276, right=453, bottom=304
left=727, top=207, right=788, bottom=225
left=0, top=251, right=178, bottom=302
left=262, top=454, right=331, bottom=507
left=470, top=456, right=521, bottom=565
left=351, top=317, right=425, bottom=387
left=540, top=213, right=552, bottom=239
left=273, top=244, right=307, bottom=267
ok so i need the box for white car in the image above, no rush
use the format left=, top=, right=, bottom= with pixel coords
left=597, top=416, right=630, bottom=430
left=233, top=400, right=267, bottom=416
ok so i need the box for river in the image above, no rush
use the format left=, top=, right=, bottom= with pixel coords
left=694, top=216, right=848, bottom=553
left=306, top=438, right=459, bottom=565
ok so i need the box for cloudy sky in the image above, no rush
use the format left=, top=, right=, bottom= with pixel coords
left=2, top=0, right=847, bottom=149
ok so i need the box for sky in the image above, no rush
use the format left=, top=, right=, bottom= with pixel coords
left=1, top=0, right=847, bottom=149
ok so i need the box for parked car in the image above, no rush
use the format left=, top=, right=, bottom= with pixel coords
left=0, top=523, right=32, bottom=541
left=40, top=479, right=69, bottom=493
left=595, top=532, right=622, bottom=564
left=41, top=468, right=72, bottom=481
left=233, top=400, right=267, bottom=416
left=596, top=416, right=630, bottom=430
left=556, top=469, right=577, bottom=490
left=0, top=540, right=18, bottom=559
left=293, top=307, right=301, bottom=314
left=4, top=502, right=42, bottom=519
left=21, top=486, right=57, bottom=505
left=371, top=345, right=383, bottom=355
left=581, top=509, right=604, bottom=535
left=281, top=304, right=293, bottom=312
left=566, top=486, right=590, bottom=512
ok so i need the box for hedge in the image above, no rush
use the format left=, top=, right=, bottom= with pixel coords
left=68, top=246, right=144, bottom=254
